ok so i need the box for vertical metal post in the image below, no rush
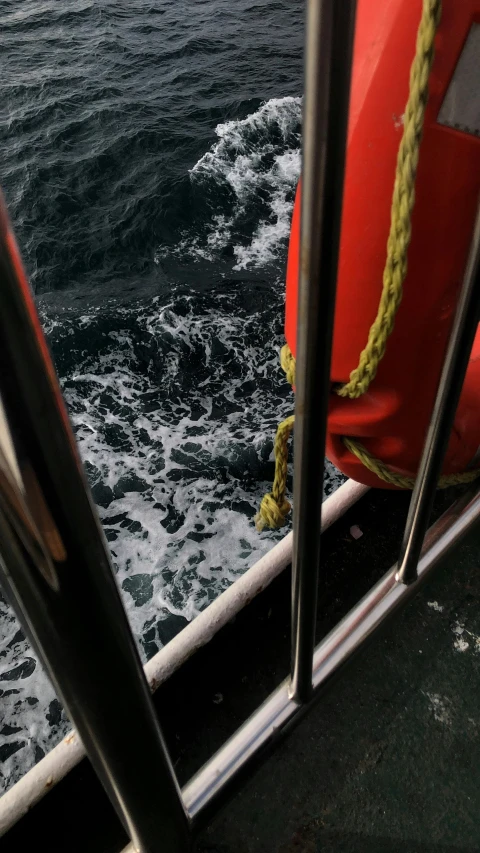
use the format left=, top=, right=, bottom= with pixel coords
left=291, top=0, right=357, bottom=703
left=0, top=194, right=191, bottom=852
left=397, top=198, right=480, bottom=585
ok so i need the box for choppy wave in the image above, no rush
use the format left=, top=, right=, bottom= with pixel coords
left=156, top=96, right=302, bottom=270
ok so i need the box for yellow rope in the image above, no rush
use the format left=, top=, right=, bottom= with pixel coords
left=338, top=0, right=441, bottom=398
left=343, top=437, right=480, bottom=489
left=280, top=343, right=296, bottom=387
left=256, top=0, right=444, bottom=530
left=255, top=415, right=295, bottom=531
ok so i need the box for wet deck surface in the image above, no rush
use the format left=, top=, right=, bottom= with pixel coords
left=3, top=488, right=480, bottom=853
left=197, top=513, right=480, bottom=853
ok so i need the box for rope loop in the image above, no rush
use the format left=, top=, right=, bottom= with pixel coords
left=343, top=436, right=480, bottom=489
left=255, top=415, right=295, bottom=531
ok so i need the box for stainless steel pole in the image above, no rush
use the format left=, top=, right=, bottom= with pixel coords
left=397, top=198, right=480, bottom=585
left=291, top=0, right=357, bottom=702
left=0, top=194, right=191, bottom=853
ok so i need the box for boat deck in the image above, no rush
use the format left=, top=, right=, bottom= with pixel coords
left=198, top=497, right=480, bottom=853
left=3, top=488, right=480, bottom=852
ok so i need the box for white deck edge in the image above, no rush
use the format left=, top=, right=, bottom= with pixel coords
left=0, top=479, right=368, bottom=837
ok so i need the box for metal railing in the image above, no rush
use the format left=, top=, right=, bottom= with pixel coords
left=291, top=0, right=356, bottom=704
left=0, top=1, right=479, bottom=851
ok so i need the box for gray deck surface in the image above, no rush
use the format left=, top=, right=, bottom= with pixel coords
left=198, top=527, right=480, bottom=853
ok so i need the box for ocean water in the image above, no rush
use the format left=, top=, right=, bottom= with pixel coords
left=0, top=0, right=344, bottom=792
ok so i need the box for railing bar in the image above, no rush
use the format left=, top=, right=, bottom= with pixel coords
left=182, top=484, right=480, bottom=826
left=291, top=0, right=357, bottom=702
left=397, top=198, right=480, bottom=585
left=0, top=479, right=369, bottom=840
left=0, top=195, right=190, bottom=853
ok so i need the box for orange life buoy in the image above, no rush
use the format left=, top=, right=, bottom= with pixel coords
left=285, top=0, right=480, bottom=488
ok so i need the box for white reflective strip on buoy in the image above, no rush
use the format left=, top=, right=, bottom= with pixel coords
left=438, top=23, right=480, bottom=138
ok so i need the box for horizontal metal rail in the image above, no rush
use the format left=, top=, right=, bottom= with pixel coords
left=181, top=484, right=480, bottom=825
left=0, top=478, right=369, bottom=838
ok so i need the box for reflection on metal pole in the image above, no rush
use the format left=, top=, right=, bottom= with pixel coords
left=291, top=0, right=357, bottom=702
left=0, top=194, right=191, bottom=853
left=397, top=198, right=480, bottom=585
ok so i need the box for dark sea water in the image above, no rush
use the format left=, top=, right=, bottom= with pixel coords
left=0, top=0, right=343, bottom=791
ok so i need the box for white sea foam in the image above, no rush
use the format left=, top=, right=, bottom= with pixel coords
left=0, top=286, right=344, bottom=791
left=233, top=148, right=301, bottom=269
left=156, top=96, right=302, bottom=269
